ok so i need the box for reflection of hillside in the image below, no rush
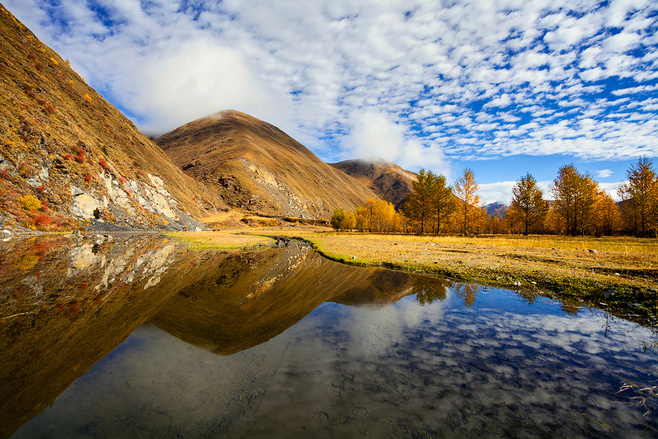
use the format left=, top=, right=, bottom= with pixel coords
left=0, top=235, right=207, bottom=439
left=151, top=245, right=426, bottom=355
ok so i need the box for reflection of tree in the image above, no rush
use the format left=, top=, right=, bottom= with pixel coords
left=454, top=283, right=480, bottom=308
left=414, top=277, right=450, bottom=306
left=560, top=301, right=580, bottom=316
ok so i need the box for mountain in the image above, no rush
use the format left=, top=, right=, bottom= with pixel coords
left=484, top=202, right=508, bottom=217
left=0, top=6, right=224, bottom=231
left=329, top=158, right=416, bottom=208
left=156, top=110, right=377, bottom=219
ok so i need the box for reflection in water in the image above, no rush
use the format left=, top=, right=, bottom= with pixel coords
left=1, top=236, right=657, bottom=438
left=151, top=242, right=425, bottom=354
left=0, top=234, right=208, bottom=438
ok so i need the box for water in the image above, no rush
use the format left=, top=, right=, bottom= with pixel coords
left=1, top=235, right=656, bottom=438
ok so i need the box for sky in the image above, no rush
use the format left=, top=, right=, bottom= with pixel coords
left=5, top=0, right=658, bottom=204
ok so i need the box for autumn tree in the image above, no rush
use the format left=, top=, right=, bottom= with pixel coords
left=401, top=169, right=435, bottom=234
left=371, top=199, right=399, bottom=232
left=354, top=205, right=370, bottom=231
left=330, top=208, right=355, bottom=231
left=431, top=174, right=456, bottom=234
left=507, top=173, right=548, bottom=235
left=618, top=157, right=657, bottom=237
left=551, top=164, right=599, bottom=236
left=593, top=190, right=621, bottom=236
left=453, top=168, right=482, bottom=234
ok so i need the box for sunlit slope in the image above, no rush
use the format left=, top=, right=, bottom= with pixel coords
left=0, top=5, right=224, bottom=230
left=156, top=110, right=377, bottom=219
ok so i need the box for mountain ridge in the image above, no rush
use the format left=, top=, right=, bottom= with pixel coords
left=156, top=110, right=378, bottom=219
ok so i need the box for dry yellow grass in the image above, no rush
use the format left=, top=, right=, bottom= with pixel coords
left=167, top=230, right=273, bottom=250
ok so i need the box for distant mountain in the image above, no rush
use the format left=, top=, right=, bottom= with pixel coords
left=156, top=110, right=377, bottom=219
left=484, top=202, right=508, bottom=217
left=329, top=158, right=416, bottom=208
left=0, top=6, right=224, bottom=231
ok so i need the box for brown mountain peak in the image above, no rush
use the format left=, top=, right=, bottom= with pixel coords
left=157, top=111, right=376, bottom=219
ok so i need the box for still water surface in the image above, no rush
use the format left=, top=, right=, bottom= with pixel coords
left=1, top=235, right=657, bottom=438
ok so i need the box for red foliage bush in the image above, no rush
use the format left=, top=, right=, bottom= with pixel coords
left=0, top=170, right=12, bottom=181
left=99, top=159, right=109, bottom=169
left=37, top=184, right=46, bottom=193
left=84, top=174, right=92, bottom=182
left=63, top=153, right=73, bottom=160
left=32, top=213, right=52, bottom=226
left=75, top=154, right=85, bottom=163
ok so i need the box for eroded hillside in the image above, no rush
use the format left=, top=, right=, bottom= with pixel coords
left=0, top=5, right=224, bottom=231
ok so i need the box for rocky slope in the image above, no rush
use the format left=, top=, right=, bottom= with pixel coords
left=156, top=111, right=377, bottom=219
left=329, top=158, right=416, bottom=208
left=0, top=5, right=224, bottom=231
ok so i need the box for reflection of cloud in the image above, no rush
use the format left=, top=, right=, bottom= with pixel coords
left=15, top=290, right=658, bottom=438
left=343, top=298, right=449, bottom=358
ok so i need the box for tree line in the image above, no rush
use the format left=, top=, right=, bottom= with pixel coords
left=331, top=157, right=658, bottom=237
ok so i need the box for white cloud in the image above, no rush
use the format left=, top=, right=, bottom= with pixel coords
left=4, top=0, right=658, bottom=174
left=344, top=110, right=450, bottom=175
left=108, top=38, right=288, bottom=134
left=595, top=169, right=614, bottom=178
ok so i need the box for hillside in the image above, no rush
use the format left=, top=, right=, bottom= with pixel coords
left=330, top=158, right=416, bottom=208
left=0, top=5, right=224, bottom=231
left=156, top=110, right=377, bottom=219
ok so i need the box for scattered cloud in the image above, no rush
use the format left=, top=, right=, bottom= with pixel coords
left=5, top=0, right=658, bottom=179
left=596, top=169, right=613, bottom=178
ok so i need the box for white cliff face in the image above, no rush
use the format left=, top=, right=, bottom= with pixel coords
left=68, top=171, right=181, bottom=224
left=71, top=186, right=103, bottom=220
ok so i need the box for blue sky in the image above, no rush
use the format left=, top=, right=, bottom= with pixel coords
left=5, top=0, right=658, bottom=204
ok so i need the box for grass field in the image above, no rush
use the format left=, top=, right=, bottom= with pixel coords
left=167, top=231, right=274, bottom=250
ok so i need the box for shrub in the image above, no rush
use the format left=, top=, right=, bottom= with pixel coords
left=63, top=153, right=73, bottom=160
left=50, top=57, right=58, bottom=66
left=1, top=170, right=13, bottom=181
left=84, top=174, right=92, bottom=182
left=99, top=159, right=109, bottom=169
left=83, top=93, right=92, bottom=104
left=32, top=213, right=52, bottom=227
left=18, top=194, right=41, bottom=211
left=37, top=184, right=46, bottom=193
left=75, top=154, right=85, bottom=163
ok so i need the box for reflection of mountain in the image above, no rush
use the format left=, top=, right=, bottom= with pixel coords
left=0, top=235, right=206, bottom=439
left=151, top=243, right=426, bottom=354
left=0, top=235, right=451, bottom=437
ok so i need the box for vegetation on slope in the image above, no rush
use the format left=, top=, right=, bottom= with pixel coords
left=0, top=5, right=225, bottom=231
